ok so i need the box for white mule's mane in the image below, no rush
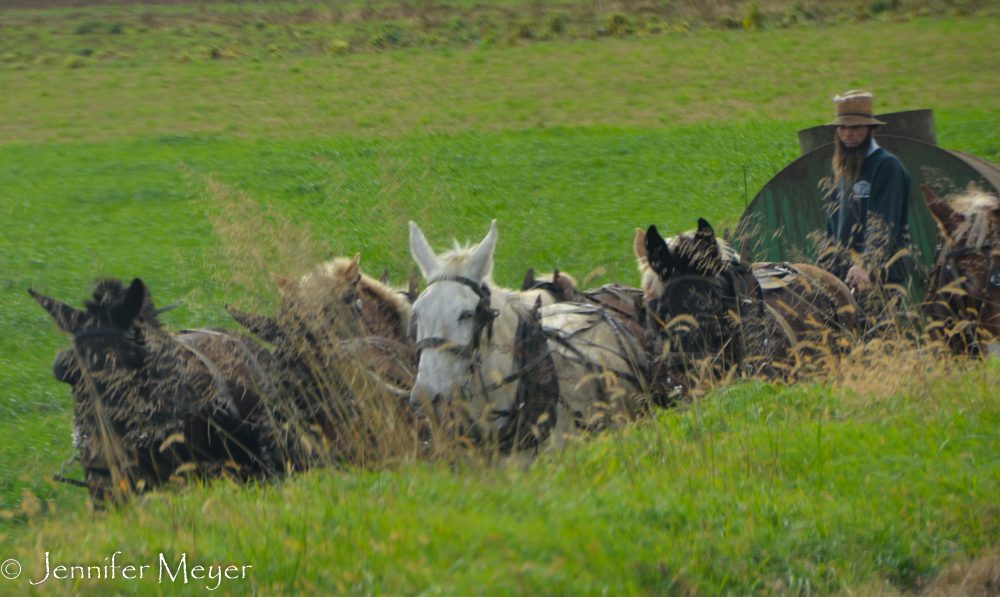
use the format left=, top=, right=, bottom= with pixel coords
left=949, top=188, right=1000, bottom=249
left=429, top=242, right=495, bottom=285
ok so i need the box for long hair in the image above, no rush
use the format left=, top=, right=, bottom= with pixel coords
left=832, top=128, right=873, bottom=192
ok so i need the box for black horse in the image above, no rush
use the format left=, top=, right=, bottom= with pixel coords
left=639, top=219, right=857, bottom=386
left=31, top=278, right=280, bottom=503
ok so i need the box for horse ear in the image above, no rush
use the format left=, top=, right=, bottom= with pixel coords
left=408, top=267, right=420, bottom=301
left=379, top=268, right=390, bottom=285
left=225, top=304, right=281, bottom=344
left=695, top=218, right=718, bottom=253
left=408, top=221, right=439, bottom=281
left=344, top=253, right=361, bottom=280
left=29, top=288, right=83, bottom=333
left=466, top=219, right=497, bottom=283
left=645, top=225, right=674, bottom=279
left=688, top=218, right=722, bottom=274
left=922, top=184, right=962, bottom=240
left=273, top=274, right=297, bottom=296
left=633, top=228, right=647, bottom=260
left=113, top=278, right=146, bottom=327
left=521, top=267, right=535, bottom=291
left=740, top=240, right=753, bottom=266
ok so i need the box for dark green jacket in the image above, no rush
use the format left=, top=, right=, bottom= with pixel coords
left=819, top=146, right=912, bottom=285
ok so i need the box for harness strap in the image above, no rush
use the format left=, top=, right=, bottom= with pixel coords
left=153, top=300, right=184, bottom=315
left=479, top=348, right=555, bottom=395
left=73, top=327, right=136, bottom=341
left=543, top=329, right=644, bottom=385
left=595, top=308, right=649, bottom=394
left=763, top=302, right=799, bottom=348
left=174, top=336, right=242, bottom=422
left=179, top=328, right=274, bottom=398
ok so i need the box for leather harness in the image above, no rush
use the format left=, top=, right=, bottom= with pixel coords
left=930, top=241, right=1000, bottom=350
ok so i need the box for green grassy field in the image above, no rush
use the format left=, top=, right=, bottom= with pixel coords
left=1, top=7, right=1000, bottom=595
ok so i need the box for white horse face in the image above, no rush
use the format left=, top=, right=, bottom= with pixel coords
left=407, top=219, right=498, bottom=411
left=409, top=281, right=480, bottom=406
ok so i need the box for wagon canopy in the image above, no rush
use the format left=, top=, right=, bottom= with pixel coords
left=738, top=110, right=1000, bottom=293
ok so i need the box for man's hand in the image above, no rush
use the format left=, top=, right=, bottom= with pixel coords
left=845, top=265, right=871, bottom=292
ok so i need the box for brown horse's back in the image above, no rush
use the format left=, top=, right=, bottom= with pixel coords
left=752, top=263, right=857, bottom=360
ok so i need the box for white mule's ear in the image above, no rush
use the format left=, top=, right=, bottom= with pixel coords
left=409, top=221, right=439, bottom=281
left=466, top=220, right=497, bottom=283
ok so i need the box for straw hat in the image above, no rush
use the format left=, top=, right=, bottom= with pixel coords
left=826, top=90, right=886, bottom=127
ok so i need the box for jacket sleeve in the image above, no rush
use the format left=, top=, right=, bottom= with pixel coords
left=863, top=157, right=910, bottom=268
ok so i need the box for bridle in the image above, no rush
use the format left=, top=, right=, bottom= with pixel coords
left=69, top=300, right=182, bottom=343
left=647, top=256, right=772, bottom=376
left=412, top=276, right=499, bottom=362
left=411, top=276, right=563, bottom=450
left=72, top=327, right=137, bottom=341
left=649, top=270, right=738, bottom=359
left=929, top=240, right=1000, bottom=350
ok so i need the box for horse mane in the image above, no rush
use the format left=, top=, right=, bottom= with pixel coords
left=429, top=242, right=495, bottom=284
left=84, top=278, right=162, bottom=328
left=949, top=188, right=1000, bottom=248
left=668, top=232, right=738, bottom=270
left=313, top=257, right=412, bottom=317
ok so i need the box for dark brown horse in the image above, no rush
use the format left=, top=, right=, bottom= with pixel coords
left=921, top=184, right=1000, bottom=355
left=31, top=278, right=279, bottom=503
left=637, top=219, right=857, bottom=386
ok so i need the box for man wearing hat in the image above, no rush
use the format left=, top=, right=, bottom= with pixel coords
left=818, top=90, right=911, bottom=301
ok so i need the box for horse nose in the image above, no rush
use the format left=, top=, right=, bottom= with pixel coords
left=408, top=387, right=442, bottom=411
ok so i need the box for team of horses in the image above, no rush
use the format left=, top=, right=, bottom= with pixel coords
left=31, top=184, right=1000, bottom=502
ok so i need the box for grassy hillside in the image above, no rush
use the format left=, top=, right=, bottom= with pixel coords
left=0, top=17, right=998, bottom=142
left=1, top=8, right=999, bottom=595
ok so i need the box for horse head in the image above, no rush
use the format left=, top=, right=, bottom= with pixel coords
left=408, top=220, right=503, bottom=417
left=30, top=278, right=165, bottom=499
left=642, top=219, right=735, bottom=367
left=921, top=183, right=1000, bottom=352
left=31, top=278, right=155, bottom=387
